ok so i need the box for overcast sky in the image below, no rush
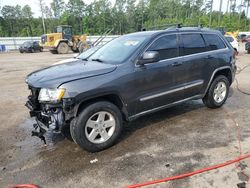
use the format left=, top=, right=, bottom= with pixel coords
left=0, top=0, right=248, bottom=18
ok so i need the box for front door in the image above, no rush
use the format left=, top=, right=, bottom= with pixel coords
left=134, top=34, right=187, bottom=113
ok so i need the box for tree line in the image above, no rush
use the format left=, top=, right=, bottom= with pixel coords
left=0, top=0, right=250, bottom=37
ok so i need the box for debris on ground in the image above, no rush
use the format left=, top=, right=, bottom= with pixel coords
left=90, top=158, right=98, bottom=164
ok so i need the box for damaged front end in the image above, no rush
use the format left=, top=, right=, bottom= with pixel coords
left=25, top=86, right=73, bottom=144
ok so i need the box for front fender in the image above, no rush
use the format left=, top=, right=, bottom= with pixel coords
left=55, top=39, right=68, bottom=48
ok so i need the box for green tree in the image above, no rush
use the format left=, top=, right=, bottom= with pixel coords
left=66, top=0, right=86, bottom=34
left=51, top=0, right=65, bottom=18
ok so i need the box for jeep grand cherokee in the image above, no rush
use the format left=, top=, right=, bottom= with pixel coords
left=25, top=27, right=236, bottom=152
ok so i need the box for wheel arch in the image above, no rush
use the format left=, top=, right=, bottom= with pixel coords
left=204, top=66, right=233, bottom=97
left=55, top=39, right=69, bottom=48
left=75, top=93, right=129, bottom=121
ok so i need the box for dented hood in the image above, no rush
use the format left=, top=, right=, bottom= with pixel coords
left=26, top=59, right=117, bottom=88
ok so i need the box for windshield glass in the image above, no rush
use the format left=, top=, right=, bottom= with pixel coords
left=89, top=35, right=147, bottom=64
left=77, top=46, right=101, bottom=60
left=23, top=41, right=32, bottom=47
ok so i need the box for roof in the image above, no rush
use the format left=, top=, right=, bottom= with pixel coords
left=125, top=27, right=220, bottom=38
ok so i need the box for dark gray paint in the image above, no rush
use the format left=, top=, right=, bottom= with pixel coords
left=26, top=28, right=236, bottom=121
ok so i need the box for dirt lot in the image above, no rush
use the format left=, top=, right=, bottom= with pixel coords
left=0, top=47, right=250, bottom=188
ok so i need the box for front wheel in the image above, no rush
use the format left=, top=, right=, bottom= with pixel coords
left=203, top=75, right=229, bottom=108
left=70, top=101, right=123, bottom=152
left=57, top=42, right=69, bottom=54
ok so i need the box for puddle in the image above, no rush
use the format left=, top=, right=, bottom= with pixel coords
left=18, top=118, right=66, bottom=152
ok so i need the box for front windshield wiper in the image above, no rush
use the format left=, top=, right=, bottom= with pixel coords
left=77, top=57, right=88, bottom=61
left=91, top=58, right=104, bottom=63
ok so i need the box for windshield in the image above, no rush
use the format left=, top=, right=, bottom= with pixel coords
left=23, top=41, right=32, bottom=47
left=77, top=46, right=101, bottom=60
left=88, top=35, right=147, bottom=64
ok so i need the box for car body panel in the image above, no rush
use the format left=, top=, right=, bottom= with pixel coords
left=26, top=60, right=117, bottom=88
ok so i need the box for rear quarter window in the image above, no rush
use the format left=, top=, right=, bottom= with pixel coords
left=203, top=34, right=226, bottom=50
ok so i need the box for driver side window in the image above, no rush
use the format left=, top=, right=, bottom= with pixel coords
left=147, top=34, right=178, bottom=60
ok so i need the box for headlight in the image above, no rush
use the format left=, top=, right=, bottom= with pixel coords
left=38, top=88, right=65, bottom=102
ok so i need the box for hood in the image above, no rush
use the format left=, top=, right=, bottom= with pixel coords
left=26, top=59, right=117, bottom=88
left=53, top=58, right=78, bottom=65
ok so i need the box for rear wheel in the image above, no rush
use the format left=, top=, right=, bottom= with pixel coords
left=57, top=42, right=69, bottom=54
left=70, top=101, right=123, bottom=152
left=203, top=75, right=229, bottom=108
left=78, top=41, right=90, bottom=53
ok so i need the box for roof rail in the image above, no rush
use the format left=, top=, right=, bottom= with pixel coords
left=141, top=23, right=205, bottom=31
left=142, top=23, right=182, bottom=31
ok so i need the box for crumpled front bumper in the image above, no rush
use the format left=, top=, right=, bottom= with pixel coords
left=25, top=88, right=65, bottom=144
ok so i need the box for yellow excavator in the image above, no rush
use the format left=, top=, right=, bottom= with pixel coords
left=40, top=25, right=90, bottom=54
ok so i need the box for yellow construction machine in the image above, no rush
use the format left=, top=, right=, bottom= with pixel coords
left=40, top=25, right=90, bottom=54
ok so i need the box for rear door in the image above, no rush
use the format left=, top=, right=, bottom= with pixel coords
left=202, top=33, right=228, bottom=92
left=179, top=33, right=209, bottom=98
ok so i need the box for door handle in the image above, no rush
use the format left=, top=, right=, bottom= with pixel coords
left=172, top=62, right=183, bottom=67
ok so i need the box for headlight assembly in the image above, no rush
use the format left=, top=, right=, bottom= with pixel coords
left=38, top=88, right=65, bottom=102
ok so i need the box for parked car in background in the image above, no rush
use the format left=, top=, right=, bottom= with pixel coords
left=238, top=34, right=247, bottom=42
left=245, top=42, right=250, bottom=54
left=242, top=35, right=250, bottom=43
left=225, top=35, right=239, bottom=53
left=19, top=41, right=43, bottom=53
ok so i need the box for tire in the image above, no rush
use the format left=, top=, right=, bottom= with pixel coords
left=248, top=49, right=250, bottom=54
left=61, top=124, right=73, bottom=141
left=70, top=101, right=123, bottom=152
left=19, top=50, right=24, bottom=53
left=57, top=42, right=69, bottom=54
left=203, top=75, right=229, bottom=108
left=78, top=41, right=90, bottom=53
left=31, top=48, right=35, bottom=53
left=40, top=48, right=43, bottom=52
left=50, top=50, right=58, bottom=54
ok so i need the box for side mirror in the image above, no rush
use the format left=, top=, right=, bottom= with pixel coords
left=137, top=51, right=160, bottom=65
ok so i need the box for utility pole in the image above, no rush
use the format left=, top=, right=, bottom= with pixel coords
left=245, top=0, right=250, bottom=30
left=218, top=0, right=223, bottom=26
left=238, top=0, right=244, bottom=28
left=209, top=0, right=214, bottom=28
left=226, top=0, right=230, bottom=13
left=38, top=0, right=46, bottom=34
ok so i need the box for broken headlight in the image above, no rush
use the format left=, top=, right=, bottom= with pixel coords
left=38, top=88, right=65, bottom=102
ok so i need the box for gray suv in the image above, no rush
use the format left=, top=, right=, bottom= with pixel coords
left=25, top=27, right=236, bottom=152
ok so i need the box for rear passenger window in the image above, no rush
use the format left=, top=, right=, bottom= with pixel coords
left=203, top=34, right=226, bottom=50
left=147, top=34, right=178, bottom=60
left=181, top=34, right=207, bottom=55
